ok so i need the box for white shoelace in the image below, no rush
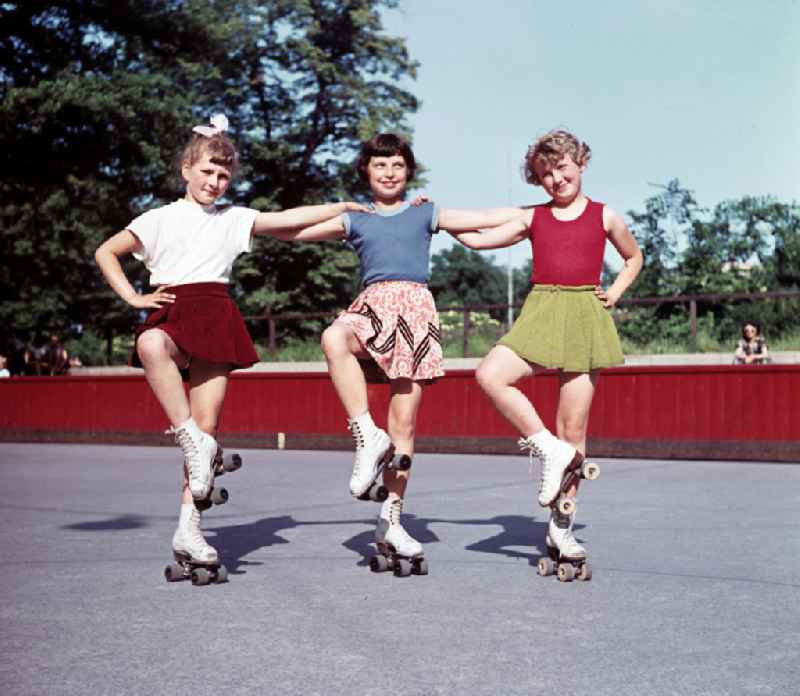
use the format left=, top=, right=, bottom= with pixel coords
left=170, top=427, right=202, bottom=485
left=519, top=436, right=549, bottom=483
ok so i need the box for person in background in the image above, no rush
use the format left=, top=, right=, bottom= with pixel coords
left=734, top=322, right=769, bottom=365
left=43, top=335, right=70, bottom=375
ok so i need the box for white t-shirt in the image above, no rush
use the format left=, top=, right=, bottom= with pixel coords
left=127, top=200, right=258, bottom=286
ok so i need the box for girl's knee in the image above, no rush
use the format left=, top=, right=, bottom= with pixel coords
left=136, top=331, right=168, bottom=364
left=475, top=360, right=501, bottom=393
left=321, top=325, right=345, bottom=356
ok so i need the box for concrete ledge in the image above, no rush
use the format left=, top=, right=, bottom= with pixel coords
left=65, top=351, right=798, bottom=376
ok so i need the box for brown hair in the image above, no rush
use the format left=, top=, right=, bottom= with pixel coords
left=179, top=132, right=240, bottom=177
left=356, top=133, right=417, bottom=182
left=522, top=129, right=591, bottom=186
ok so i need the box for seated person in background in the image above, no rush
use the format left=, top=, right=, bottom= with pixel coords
left=42, top=334, right=70, bottom=375
left=734, top=322, right=769, bottom=365
left=0, top=354, right=9, bottom=378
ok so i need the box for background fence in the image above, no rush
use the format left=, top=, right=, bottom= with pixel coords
left=247, top=290, right=800, bottom=356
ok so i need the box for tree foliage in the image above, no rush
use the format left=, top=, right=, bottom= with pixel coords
left=0, top=0, right=418, bottom=358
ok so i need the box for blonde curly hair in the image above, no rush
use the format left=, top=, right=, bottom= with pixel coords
left=522, top=129, right=591, bottom=186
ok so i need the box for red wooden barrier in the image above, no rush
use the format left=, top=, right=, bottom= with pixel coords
left=2, top=364, right=798, bottom=461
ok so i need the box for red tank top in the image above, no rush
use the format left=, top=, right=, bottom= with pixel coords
left=529, top=199, right=606, bottom=285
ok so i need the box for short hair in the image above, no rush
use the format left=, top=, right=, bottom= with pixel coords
left=356, top=133, right=416, bottom=181
left=179, top=132, right=240, bottom=177
left=522, top=129, right=591, bottom=186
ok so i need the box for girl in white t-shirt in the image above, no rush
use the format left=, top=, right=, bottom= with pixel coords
left=95, top=114, right=368, bottom=574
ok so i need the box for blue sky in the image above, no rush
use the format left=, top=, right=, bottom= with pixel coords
left=382, top=0, right=800, bottom=269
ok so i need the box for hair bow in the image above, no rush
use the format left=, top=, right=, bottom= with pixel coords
left=192, top=113, right=229, bottom=137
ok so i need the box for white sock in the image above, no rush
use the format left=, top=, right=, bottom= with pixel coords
left=177, top=416, right=202, bottom=439
left=528, top=428, right=556, bottom=449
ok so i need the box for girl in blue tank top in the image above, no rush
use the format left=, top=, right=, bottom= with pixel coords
left=271, top=133, right=521, bottom=573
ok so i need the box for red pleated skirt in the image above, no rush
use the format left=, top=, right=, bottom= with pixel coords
left=131, top=282, right=259, bottom=370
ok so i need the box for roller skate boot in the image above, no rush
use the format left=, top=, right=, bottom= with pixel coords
left=370, top=496, right=428, bottom=577
left=169, top=418, right=217, bottom=500
left=347, top=412, right=395, bottom=500
left=165, top=503, right=228, bottom=586
left=518, top=431, right=600, bottom=512
left=537, top=507, right=591, bottom=583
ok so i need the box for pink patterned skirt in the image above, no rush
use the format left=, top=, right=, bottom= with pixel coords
left=335, top=281, right=444, bottom=383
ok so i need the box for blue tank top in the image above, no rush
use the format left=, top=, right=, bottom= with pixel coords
left=343, top=202, right=439, bottom=286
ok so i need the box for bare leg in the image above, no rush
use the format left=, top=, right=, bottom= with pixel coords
left=384, top=379, right=424, bottom=499
left=475, top=345, right=545, bottom=435
left=320, top=321, right=369, bottom=418
left=136, top=329, right=190, bottom=427
left=556, top=371, right=599, bottom=497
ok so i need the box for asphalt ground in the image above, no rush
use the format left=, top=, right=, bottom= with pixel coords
left=1, top=443, right=798, bottom=696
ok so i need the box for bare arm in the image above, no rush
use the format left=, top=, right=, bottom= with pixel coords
left=94, top=230, right=175, bottom=309
left=597, top=206, right=643, bottom=308
left=251, top=201, right=370, bottom=236
left=437, top=206, right=525, bottom=233
left=447, top=206, right=531, bottom=250
left=269, top=215, right=347, bottom=242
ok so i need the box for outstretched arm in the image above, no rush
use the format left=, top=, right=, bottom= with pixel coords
left=251, top=201, right=370, bottom=236
left=94, top=231, right=175, bottom=309
left=444, top=206, right=531, bottom=250
left=437, top=206, right=525, bottom=233
left=268, top=215, right=347, bottom=242
left=596, top=206, right=643, bottom=308
left=449, top=217, right=529, bottom=250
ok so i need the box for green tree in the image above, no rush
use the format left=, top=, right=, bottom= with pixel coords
left=429, top=245, right=507, bottom=311
left=0, top=0, right=418, bottom=360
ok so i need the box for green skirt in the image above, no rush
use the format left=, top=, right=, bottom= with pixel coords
left=498, top=285, right=624, bottom=373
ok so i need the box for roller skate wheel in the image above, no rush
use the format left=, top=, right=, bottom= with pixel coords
left=583, top=462, right=600, bottom=480
left=370, top=554, right=390, bottom=573
left=225, top=453, right=242, bottom=472
left=191, top=567, right=213, bottom=586
left=395, top=455, right=412, bottom=471
left=413, top=558, right=429, bottom=575
left=209, top=487, right=229, bottom=506
left=557, top=563, right=575, bottom=583
left=538, top=557, right=556, bottom=577
left=577, top=563, right=592, bottom=582
left=164, top=563, right=184, bottom=582
left=370, top=483, right=389, bottom=502
left=394, top=559, right=413, bottom=577
left=214, top=565, right=228, bottom=584
left=557, top=496, right=576, bottom=515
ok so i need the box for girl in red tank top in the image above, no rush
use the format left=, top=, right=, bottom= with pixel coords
left=452, top=129, right=643, bottom=580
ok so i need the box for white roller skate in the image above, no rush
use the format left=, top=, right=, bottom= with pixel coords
left=370, top=496, right=427, bottom=577
left=537, top=507, right=591, bottom=583
left=518, top=431, right=600, bottom=512
left=165, top=503, right=228, bottom=586
left=169, top=418, right=217, bottom=500
left=347, top=412, right=395, bottom=500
